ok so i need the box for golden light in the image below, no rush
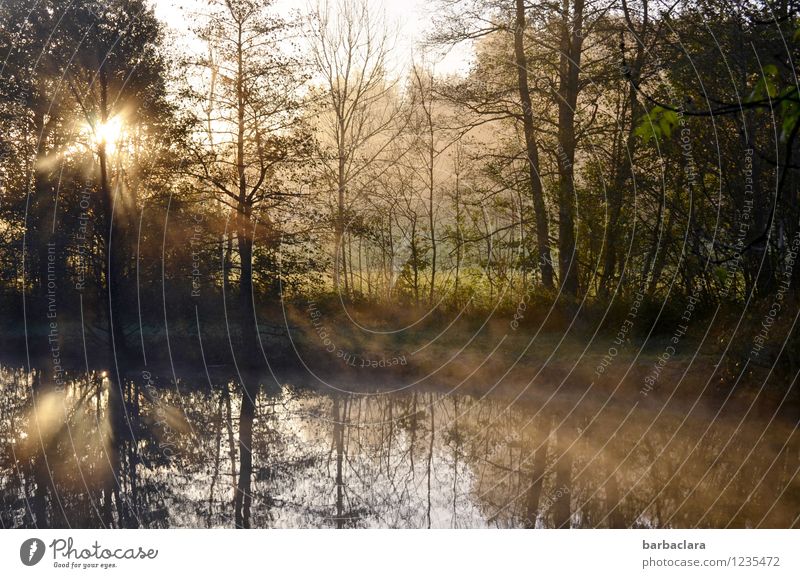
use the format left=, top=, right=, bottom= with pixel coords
left=92, top=115, right=125, bottom=153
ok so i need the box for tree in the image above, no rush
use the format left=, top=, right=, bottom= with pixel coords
left=433, top=0, right=557, bottom=290
left=0, top=0, right=177, bottom=527
left=513, top=0, right=556, bottom=290
left=183, top=0, right=307, bottom=526
left=553, top=0, right=585, bottom=297
left=65, top=0, right=176, bottom=527
left=307, top=0, right=408, bottom=296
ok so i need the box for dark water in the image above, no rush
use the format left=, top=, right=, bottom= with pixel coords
left=1, top=365, right=798, bottom=528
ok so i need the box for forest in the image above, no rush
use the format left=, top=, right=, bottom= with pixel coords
left=0, top=0, right=799, bottom=529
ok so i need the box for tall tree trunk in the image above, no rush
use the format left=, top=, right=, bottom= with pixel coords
left=231, top=24, right=259, bottom=529
left=411, top=220, right=420, bottom=306
left=453, top=151, right=463, bottom=304
left=348, top=233, right=355, bottom=292
left=602, top=0, right=647, bottom=296
left=514, top=0, right=554, bottom=289
left=646, top=203, right=675, bottom=295
left=224, top=228, right=233, bottom=297
left=514, top=0, right=555, bottom=290
left=235, top=23, right=258, bottom=368
left=237, top=219, right=257, bottom=364
left=335, top=129, right=348, bottom=296
left=601, top=82, right=641, bottom=295
left=427, top=98, right=437, bottom=305
left=556, top=0, right=584, bottom=297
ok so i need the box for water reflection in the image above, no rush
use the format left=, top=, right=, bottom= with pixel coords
left=0, top=365, right=797, bottom=528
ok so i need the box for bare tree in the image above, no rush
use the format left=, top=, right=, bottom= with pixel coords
left=410, top=64, right=442, bottom=305
left=307, top=0, right=408, bottom=296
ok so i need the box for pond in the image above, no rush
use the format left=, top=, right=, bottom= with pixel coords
left=1, top=365, right=797, bottom=528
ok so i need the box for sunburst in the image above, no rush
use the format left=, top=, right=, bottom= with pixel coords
left=90, top=115, right=125, bottom=154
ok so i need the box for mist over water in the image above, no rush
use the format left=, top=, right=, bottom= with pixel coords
left=2, top=366, right=796, bottom=529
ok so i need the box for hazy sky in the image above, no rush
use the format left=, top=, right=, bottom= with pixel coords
left=150, top=0, right=473, bottom=77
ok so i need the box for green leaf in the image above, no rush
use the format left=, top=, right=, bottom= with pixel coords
left=635, top=119, right=656, bottom=143
left=659, top=109, right=679, bottom=138
left=778, top=87, right=800, bottom=141
left=634, top=117, right=658, bottom=143
left=636, top=106, right=680, bottom=144
left=749, top=64, right=779, bottom=101
left=781, top=108, right=800, bottom=141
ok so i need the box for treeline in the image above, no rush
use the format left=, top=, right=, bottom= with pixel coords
left=1, top=0, right=799, bottom=363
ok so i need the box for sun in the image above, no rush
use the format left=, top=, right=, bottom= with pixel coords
left=92, top=115, right=125, bottom=153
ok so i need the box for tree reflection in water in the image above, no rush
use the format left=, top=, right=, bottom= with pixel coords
left=0, top=366, right=797, bottom=528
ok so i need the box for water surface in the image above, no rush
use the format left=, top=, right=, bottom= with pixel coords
left=1, top=366, right=797, bottom=528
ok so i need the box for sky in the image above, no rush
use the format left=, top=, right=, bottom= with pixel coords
left=149, top=0, right=474, bottom=77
